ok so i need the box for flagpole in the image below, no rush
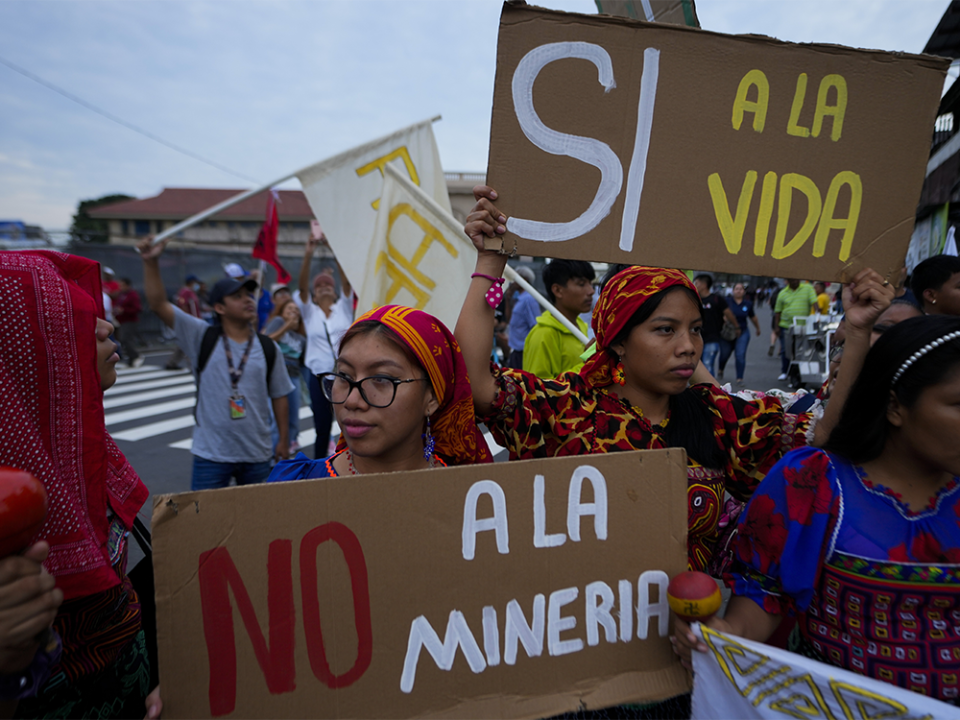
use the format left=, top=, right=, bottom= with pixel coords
left=150, top=115, right=443, bottom=246
left=151, top=172, right=298, bottom=245
left=253, top=259, right=266, bottom=305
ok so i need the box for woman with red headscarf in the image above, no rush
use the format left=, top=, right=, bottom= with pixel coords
left=0, top=251, right=160, bottom=718
left=457, top=187, right=893, bottom=575
left=268, top=305, right=491, bottom=480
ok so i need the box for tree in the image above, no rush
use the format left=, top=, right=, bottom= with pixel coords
left=70, top=194, right=134, bottom=243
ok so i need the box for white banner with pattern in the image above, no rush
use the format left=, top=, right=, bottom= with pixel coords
left=691, top=624, right=954, bottom=719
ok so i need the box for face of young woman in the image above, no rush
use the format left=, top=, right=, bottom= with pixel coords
left=732, top=284, right=745, bottom=301
left=96, top=318, right=120, bottom=390
left=333, top=333, right=439, bottom=462
left=611, top=289, right=703, bottom=398
left=892, top=366, right=960, bottom=477
left=281, top=302, right=300, bottom=323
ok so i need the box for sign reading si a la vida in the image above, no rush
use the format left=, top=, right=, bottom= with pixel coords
left=486, top=4, right=949, bottom=281
left=152, top=450, right=690, bottom=719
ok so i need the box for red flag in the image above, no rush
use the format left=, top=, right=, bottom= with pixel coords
left=252, top=191, right=291, bottom=284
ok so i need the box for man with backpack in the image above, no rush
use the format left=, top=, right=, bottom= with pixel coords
left=139, top=237, right=293, bottom=490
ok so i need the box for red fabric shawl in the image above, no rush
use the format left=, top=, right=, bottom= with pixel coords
left=346, top=305, right=492, bottom=465
left=580, top=266, right=700, bottom=388
left=0, top=251, right=148, bottom=600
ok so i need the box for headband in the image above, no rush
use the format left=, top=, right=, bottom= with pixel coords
left=891, top=330, right=960, bottom=385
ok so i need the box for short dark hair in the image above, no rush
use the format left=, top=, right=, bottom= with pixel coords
left=542, top=259, right=595, bottom=305
left=119, top=277, right=132, bottom=286
left=693, top=274, right=713, bottom=290
left=824, top=315, right=960, bottom=463
left=910, top=254, right=960, bottom=306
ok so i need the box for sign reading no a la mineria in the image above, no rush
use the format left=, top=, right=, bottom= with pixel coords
left=153, top=450, right=690, bottom=718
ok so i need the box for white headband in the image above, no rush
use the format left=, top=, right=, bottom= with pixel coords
left=891, top=330, right=960, bottom=385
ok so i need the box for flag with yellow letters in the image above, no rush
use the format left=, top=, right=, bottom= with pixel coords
left=296, top=118, right=451, bottom=292
left=357, top=163, right=475, bottom=330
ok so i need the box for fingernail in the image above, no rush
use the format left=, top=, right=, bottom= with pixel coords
left=490, top=191, right=498, bottom=198
left=498, top=215, right=506, bottom=223
left=497, top=225, right=505, bottom=233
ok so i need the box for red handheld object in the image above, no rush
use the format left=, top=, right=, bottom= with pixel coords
left=667, top=571, right=722, bottom=622
left=0, top=467, right=48, bottom=557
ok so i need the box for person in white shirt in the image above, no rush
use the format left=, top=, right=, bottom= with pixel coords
left=296, top=235, right=354, bottom=458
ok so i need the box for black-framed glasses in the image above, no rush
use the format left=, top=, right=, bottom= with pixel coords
left=318, top=372, right=429, bottom=408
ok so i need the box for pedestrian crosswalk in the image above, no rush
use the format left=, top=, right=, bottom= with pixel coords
left=106, top=364, right=505, bottom=457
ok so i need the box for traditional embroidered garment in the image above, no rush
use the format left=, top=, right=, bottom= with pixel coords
left=483, top=370, right=810, bottom=571
left=730, top=446, right=960, bottom=703
left=268, top=449, right=448, bottom=481
left=342, top=305, right=492, bottom=465
left=0, top=251, right=148, bottom=600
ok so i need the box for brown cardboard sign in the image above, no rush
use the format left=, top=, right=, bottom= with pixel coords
left=595, top=0, right=699, bottom=28
left=485, top=4, right=949, bottom=281
left=153, top=449, right=690, bottom=719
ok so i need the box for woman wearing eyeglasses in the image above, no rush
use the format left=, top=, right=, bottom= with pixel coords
left=267, top=305, right=492, bottom=480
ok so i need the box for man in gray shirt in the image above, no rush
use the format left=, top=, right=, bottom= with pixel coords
left=139, top=237, right=293, bottom=490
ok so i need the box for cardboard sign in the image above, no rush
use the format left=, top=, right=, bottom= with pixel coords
left=595, top=0, right=699, bottom=28
left=485, top=4, right=949, bottom=281
left=153, top=449, right=690, bottom=719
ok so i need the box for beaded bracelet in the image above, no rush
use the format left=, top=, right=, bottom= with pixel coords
left=471, top=273, right=506, bottom=309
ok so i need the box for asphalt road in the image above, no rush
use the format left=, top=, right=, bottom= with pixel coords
left=117, top=301, right=794, bottom=566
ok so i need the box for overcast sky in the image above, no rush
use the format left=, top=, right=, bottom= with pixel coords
left=0, top=0, right=952, bottom=230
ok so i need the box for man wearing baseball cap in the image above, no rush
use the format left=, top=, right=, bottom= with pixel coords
left=139, top=238, right=293, bottom=490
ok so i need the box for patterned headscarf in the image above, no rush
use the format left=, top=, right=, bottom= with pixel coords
left=0, top=251, right=148, bottom=600
left=342, top=305, right=492, bottom=465
left=580, top=266, right=700, bottom=388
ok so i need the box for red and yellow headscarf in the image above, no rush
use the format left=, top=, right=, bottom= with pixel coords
left=345, top=305, right=492, bottom=465
left=580, top=266, right=700, bottom=388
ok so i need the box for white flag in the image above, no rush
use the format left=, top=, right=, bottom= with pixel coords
left=691, top=623, right=954, bottom=719
left=296, top=118, right=451, bottom=291
left=357, top=163, right=475, bottom=330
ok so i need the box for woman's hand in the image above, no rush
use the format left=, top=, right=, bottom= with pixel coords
left=144, top=685, right=162, bottom=719
left=842, top=268, right=894, bottom=334
left=0, top=542, right=63, bottom=675
left=305, top=234, right=323, bottom=256
left=465, top=186, right=507, bottom=254
left=671, top=616, right=733, bottom=671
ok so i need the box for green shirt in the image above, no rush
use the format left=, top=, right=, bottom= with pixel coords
left=523, top=311, right=589, bottom=378
left=775, top=283, right=818, bottom=328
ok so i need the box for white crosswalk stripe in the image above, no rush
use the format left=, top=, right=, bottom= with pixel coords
left=104, top=397, right=197, bottom=426
left=104, top=376, right=194, bottom=396
left=107, top=365, right=318, bottom=449
left=102, top=384, right=197, bottom=409
left=112, top=415, right=196, bottom=442
left=112, top=369, right=191, bottom=385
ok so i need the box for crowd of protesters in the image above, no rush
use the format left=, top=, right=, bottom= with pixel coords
left=0, top=220, right=959, bottom=718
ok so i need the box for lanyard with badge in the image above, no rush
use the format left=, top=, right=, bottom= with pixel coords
left=223, top=333, right=254, bottom=419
